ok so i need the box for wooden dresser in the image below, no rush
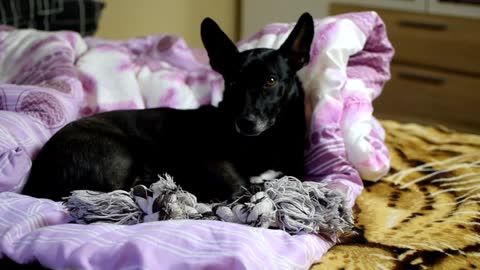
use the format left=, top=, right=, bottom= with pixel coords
left=330, top=2, right=480, bottom=134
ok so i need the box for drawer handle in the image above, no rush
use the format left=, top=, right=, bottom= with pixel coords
left=398, top=72, right=446, bottom=85
left=398, top=20, right=448, bottom=31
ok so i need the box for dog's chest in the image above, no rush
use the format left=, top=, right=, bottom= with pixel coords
left=231, top=132, right=297, bottom=175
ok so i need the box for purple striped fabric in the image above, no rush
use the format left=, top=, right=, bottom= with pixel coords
left=0, top=192, right=332, bottom=269
left=0, top=12, right=393, bottom=269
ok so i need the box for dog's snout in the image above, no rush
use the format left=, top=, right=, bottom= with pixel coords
left=236, top=117, right=256, bottom=132
left=235, top=115, right=271, bottom=136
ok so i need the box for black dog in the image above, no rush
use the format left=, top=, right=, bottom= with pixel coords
left=23, top=13, right=314, bottom=202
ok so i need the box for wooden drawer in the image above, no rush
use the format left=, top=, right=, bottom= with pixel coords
left=373, top=64, right=480, bottom=133
left=330, top=3, right=480, bottom=76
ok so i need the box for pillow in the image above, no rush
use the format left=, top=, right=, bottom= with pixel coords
left=0, top=84, right=80, bottom=192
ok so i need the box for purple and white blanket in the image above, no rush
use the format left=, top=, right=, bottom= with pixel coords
left=0, top=12, right=393, bottom=270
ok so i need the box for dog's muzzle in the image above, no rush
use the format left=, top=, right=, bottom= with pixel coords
left=235, top=116, right=270, bottom=136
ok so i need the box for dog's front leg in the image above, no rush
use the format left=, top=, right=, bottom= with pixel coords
left=203, top=160, right=249, bottom=200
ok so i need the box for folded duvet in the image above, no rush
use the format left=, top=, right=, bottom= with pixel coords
left=0, top=11, right=393, bottom=270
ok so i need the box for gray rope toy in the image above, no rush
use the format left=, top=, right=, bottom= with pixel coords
left=64, top=174, right=354, bottom=238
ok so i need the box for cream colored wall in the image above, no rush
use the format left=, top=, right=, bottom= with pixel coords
left=241, top=0, right=331, bottom=38
left=96, top=0, right=239, bottom=48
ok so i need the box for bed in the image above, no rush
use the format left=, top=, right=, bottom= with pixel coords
left=2, top=120, right=478, bottom=270
left=1, top=10, right=477, bottom=270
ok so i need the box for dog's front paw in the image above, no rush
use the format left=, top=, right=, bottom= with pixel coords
left=249, top=170, right=283, bottom=184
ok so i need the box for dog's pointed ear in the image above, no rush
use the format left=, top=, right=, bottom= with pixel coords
left=279, top=12, right=314, bottom=71
left=201, top=17, right=239, bottom=75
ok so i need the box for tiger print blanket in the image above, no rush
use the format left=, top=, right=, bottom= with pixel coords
left=313, top=120, right=480, bottom=270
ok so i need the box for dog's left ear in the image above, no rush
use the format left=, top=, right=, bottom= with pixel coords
left=279, top=12, right=314, bottom=71
left=201, top=17, right=239, bottom=75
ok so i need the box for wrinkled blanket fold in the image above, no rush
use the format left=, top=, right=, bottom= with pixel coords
left=0, top=11, right=393, bottom=270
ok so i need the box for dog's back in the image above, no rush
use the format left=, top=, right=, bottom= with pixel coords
left=24, top=106, right=244, bottom=201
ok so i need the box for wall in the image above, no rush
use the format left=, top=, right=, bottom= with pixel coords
left=96, top=0, right=239, bottom=48
left=240, top=0, right=331, bottom=38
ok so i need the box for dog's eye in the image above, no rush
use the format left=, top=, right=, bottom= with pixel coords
left=263, top=76, right=277, bottom=88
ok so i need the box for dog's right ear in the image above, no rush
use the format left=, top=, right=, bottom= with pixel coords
left=201, top=17, right=239, bottom=75
left=279, top=12, right=314, bottom=71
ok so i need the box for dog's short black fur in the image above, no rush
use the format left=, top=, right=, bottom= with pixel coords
left=23, top=13, right=314, bottom=202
